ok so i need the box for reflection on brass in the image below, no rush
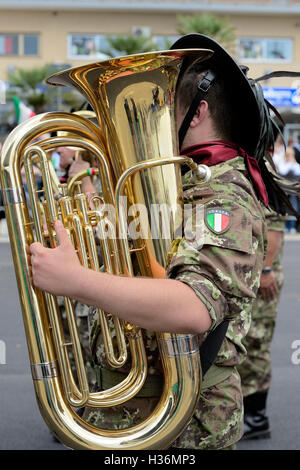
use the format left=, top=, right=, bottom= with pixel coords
left=0, top=48, right=213, bottom=449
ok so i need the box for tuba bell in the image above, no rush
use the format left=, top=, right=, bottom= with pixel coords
left=0, top=48, right=213, bottom=450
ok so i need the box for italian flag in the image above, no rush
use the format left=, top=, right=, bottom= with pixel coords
left=12, top=96, right=36, bottom=124
left=206, top=209, right=230, bottom=233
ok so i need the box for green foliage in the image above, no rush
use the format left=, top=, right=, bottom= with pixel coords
left=7, top=64, right=56, bottom=112
left=7, top=64, right=55, bottom=92
left=102, top=34, right=157, bottom=57
left=6, top=64, right=82, bottom=112
left=176, top=13, right=237, bottom=52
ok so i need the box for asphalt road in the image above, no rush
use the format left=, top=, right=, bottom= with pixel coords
left=0, top=235, right=299, bottom=451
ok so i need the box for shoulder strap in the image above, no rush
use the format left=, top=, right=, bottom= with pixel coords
left=200, top=320, right=229, bottom=376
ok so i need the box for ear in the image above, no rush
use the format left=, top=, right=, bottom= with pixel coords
left=189, top=100, right=209, bottom=128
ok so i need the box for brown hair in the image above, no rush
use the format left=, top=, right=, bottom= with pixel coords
left=176, top=59, right=235, bottom=142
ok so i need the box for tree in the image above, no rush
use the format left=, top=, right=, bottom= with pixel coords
left=101, top=33, right=157, bottom=57
left=7, top=64, right=55, bottom=113
left=176, top=13, right=237, bottom=53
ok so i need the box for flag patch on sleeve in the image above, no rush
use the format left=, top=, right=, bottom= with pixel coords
left=205, top=208, right=230, bottom=234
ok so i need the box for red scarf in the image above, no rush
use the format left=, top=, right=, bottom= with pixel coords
left=181, top=140, right=269, bottom=207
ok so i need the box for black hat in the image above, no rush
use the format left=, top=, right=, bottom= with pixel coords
left=171, top=34, right=261, bottom=157
left=172, top=34, right=300, bottom=218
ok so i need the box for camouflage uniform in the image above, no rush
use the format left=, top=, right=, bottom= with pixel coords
left=83, top=156, right=267, bottom=450
left=58, top=297, right=96, bottom=386
left=238, top=209, right=285, bottom=397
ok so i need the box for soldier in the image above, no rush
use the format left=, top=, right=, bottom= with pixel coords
left=238, top=207, right=286, bottom=440
left=28, top=34, right=295, bottom=450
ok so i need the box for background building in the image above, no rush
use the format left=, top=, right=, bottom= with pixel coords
left=0, top=0, right=300, bottom=138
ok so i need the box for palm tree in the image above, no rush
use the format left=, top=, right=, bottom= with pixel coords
left=7, top=64, right=55, bottom=113
left=101, top=33, right=157, bottom=57
left=176, top=13, right=237, bottom=53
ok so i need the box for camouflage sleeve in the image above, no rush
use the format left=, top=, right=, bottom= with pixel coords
left=265, top=207, right=286, bottom=232
left=166, top=198, right=261, bottom=332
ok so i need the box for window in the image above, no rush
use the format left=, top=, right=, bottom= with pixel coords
left=24, top=35, right=39, bottom=56
left=0, top=33, right=39, bottom=56
left=68, top=34, right=110, bottom=60
left=0, top=34, right=19, bottom=56
left=238, top=37, right=293, bottom=62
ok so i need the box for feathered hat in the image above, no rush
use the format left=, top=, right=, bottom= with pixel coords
left=171, top=34, right=300, bottom=216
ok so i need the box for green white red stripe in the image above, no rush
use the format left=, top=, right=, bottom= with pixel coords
left=206, top=209, right=230, bottom=233
left=12, top=96, right=36, bottom=124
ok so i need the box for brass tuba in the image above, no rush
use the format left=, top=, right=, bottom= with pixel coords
left=0, top=48, right=212, bottom=450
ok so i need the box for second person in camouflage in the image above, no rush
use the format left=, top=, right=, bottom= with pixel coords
left=238, top=207, right=285, bottom=439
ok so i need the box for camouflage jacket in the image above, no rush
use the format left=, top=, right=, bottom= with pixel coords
left=85, top=156, right=267, bottom=449
left=264, top=207, right=285, bottom=273
left=167, top=156, right=267, bottom=367
left=90, top=156, right=267, bottom=372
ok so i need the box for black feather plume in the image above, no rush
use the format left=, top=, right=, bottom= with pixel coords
left=247, top=72, right=300, bottom=218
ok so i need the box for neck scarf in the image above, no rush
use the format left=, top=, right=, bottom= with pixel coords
left=181, top=140, right=269, bottom=206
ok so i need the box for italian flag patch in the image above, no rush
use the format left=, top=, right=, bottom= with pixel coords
left=205, top=209, right=230, bottom=234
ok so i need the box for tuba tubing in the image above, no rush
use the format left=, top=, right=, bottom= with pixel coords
left=0, top=113, right=150, bottom=409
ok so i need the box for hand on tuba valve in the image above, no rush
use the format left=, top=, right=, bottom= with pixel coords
left=29, top=219, right=83, bottom=297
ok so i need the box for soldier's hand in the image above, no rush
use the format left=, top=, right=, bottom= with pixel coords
left=259, top=271, right=278, bottom=300
left=30, top=220, right=83, bottom=296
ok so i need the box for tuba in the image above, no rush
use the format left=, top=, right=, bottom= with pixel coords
left=0, top=48, right=213, bottom=450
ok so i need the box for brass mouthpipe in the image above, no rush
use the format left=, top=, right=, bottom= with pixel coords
left=68, top=168, right=99, bottom=198
left=114, top=155, right=198, bottom=279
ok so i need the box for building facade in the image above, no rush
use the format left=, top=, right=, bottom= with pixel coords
left=0, top=0, right=300, bottom=135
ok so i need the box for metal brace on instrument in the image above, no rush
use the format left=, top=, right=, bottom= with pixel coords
left=190, top=164, right=211, bottom=184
